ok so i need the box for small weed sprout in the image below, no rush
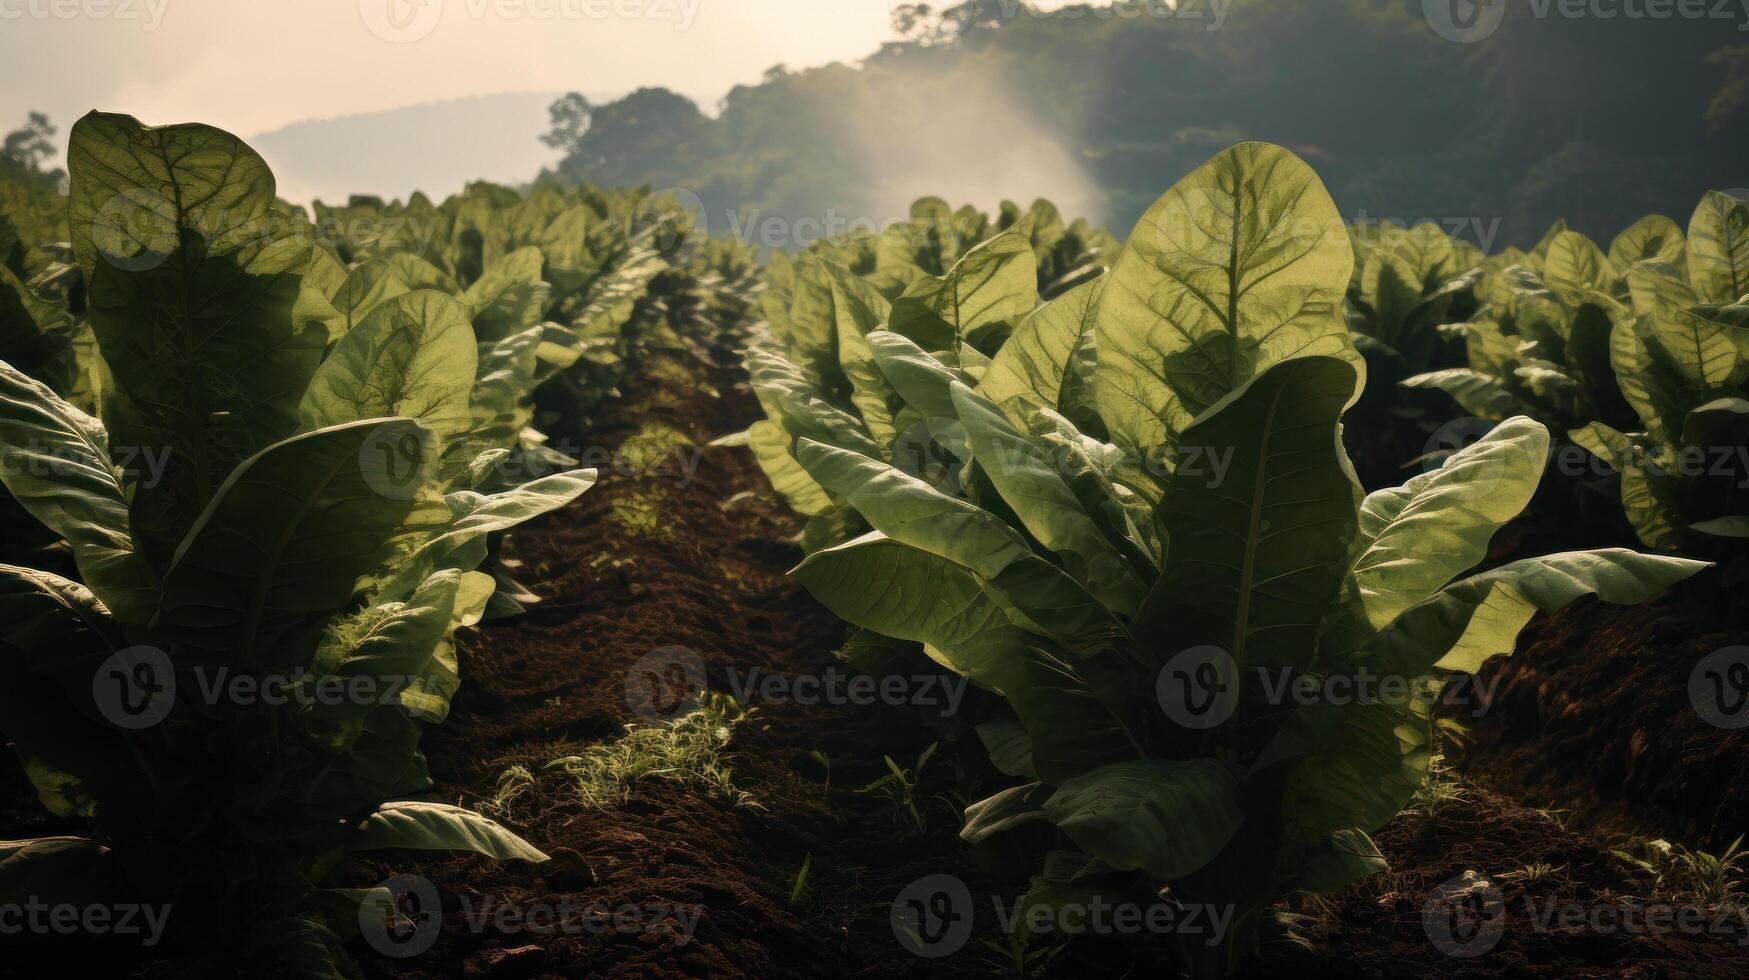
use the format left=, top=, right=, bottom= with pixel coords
left=857, top=742, right=938, bottom=837
left=546, top=693, right=757, bottom=809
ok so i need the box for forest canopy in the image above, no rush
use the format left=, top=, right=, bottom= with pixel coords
left=542, top=0, right=1749, bottom=249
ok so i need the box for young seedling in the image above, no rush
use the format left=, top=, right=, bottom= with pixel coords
left=857, top=743, right=939, bottom=838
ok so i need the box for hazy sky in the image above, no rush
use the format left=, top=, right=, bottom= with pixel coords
left=0, top=0, right=898, bottom=140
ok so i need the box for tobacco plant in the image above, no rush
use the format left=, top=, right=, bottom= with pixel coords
left=0, top=113, right=593, bottom=974
left=781, top=143, right=1706, bottom=977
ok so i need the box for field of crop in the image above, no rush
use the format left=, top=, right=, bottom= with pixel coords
left=2, top=109, right=1748, bottom=980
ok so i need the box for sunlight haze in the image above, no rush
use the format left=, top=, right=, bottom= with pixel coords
left=0, top=0, right=897, bottom=146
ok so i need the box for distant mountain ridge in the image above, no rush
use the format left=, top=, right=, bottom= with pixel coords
left=248, top=91, right=628, bottom=207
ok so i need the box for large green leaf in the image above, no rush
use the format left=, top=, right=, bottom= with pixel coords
left=0, top=362, right=155, bottom=621
left=352, top=801, right=548, bottom=862
left=327, top=258, right=410, bottom=341
left=1570, top=423, right=1683, bottom=550
left=1400, top=367, right=1531, bottom=422
left=1345, top=417, right=1549, bottom=631
left=465, top=323, right=543, bottom=464
left=1280, top=698, right=1428, bottom=839
left=1645, top=301, right=1745, bottom=389
left=1095, top=143, right=1357, bottom=456
left=951, top=381, right=1148, bottom=617
left=1609, top=214, right=1685, bottom=271
left=888, top=222, right=1038, bottom=350
left=371, top=470, right=595, bottom=602
left=69, top=112, right=327, bottom=562
left=299, top=290, right=477, bottom=445
left=1611, top=314, right=1695, bottom=448
left=826, top=262, right=900, bottom=449
left=794, top=437, right=1121, bottom=651
left=1688, top=190, right=1749, bottom=303
left=1363, top=549, right=1708, bottom=677
left=866, top=330, right=967, bottom=419
left=155, top=418, right=437, bottom=665
left=951, top=627, right=1146, bottom=784
left=745, top=340, right=881, bottom=458
left=1541, top=231, right=1618, bottom=308
left=1043, top=760, right=1244, bottom=881
left=1356, top=248, right=1423, bottom=351
left=463, top=245, right=549, bottom=343
left=302, top=568, right=466, bottom=748
left=793, top=531, right=1010, bottom=672
left=1139, top=356, right=1361, bottom=679
left=745, top=420, right=830, bottom=516
left=976, top=277, right=1101, bottom=423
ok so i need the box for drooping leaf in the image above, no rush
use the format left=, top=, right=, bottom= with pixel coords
left=156, top=418, right=437, bottom=665
left=793, top=531, right=1010, bottom=673
left=352, top=801, right=548, bottom=862
left=1043, top=760, right=1245, bottom=881
left=0, top=362, right=155, bottom=621
left=1364, top=549, right=1708, bottom=677
left=951, top=381, right=1148, bottom=616
left=1345, top=417, right=1550, bottom=631
left=794, top=438, right=1122, bottom=651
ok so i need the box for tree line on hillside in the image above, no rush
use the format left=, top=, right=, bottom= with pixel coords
left=541, top=0, right=1749, bottom=249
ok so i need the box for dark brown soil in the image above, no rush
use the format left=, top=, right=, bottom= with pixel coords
left=348, top=353, right=1008, bottom=980
left=1456, top=593, right=1749, bottom=854
left=1252, top=784, right=1749, bottom=979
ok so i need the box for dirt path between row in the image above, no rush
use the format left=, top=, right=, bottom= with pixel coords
left=354, top=352, right=1006, bottom=979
